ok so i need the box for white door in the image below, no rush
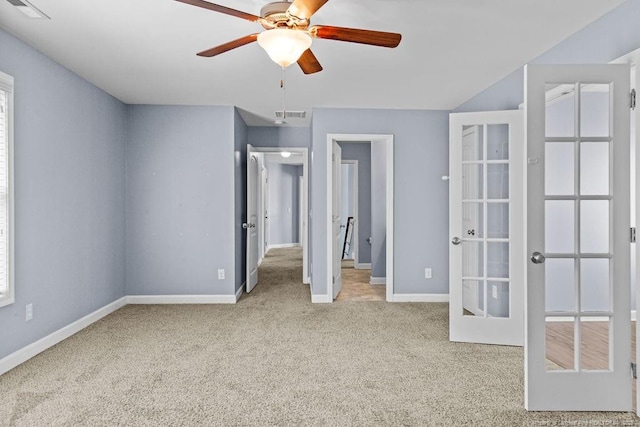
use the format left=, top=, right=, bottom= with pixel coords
left=332, top=141, right=342, bottom=299
left=525, top=64, right=631, bottom=411
left=449, top=110, right=525, bottom=346
left=245, top=145, right=259, bottom=293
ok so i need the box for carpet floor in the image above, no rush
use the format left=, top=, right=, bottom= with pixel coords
left=0, top=247, right=638, bottom=426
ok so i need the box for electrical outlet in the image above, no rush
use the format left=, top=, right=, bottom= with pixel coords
left=218, top=269, right=225, bottom=280
left=492, top=285, right=498, bottom=299
left=424, top=268, right=432, bottom=279
left=26, top=304, right=33, bottom=321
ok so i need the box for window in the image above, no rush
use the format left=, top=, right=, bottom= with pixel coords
left=0, top=71, right=14, bottom=308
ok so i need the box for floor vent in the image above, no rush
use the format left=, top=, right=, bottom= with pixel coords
left=275, top=111, right=306, bottom=119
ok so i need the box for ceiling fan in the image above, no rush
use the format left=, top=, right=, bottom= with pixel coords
left=175, top=0, right=402, bottom=74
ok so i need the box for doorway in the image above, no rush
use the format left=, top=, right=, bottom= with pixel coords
left=245, top=146, right=309, bottom=296
left=326, top=134, right=394, bottom=302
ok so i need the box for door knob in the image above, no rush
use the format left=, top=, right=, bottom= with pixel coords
left=530, top=252, right=546, bottom=264
left=451, top=237, right=461, bottom=245
left=242, top=223, right=248, bottom=229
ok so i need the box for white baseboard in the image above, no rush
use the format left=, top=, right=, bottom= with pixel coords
left=311, top=294, right=332, bottom=303
left=369, top=277, right=386, bottom=286
left=391, top=293, right=450, bottom=303
left=127, top=294, right=238, bottom=304
left=267, top=243, right=301, bottom=250
left=0, top=296, right=128, bottom=376
left=303, top=276, right=311, bottom=285
left=632, top=310, right=637, bottom=321
left=236, top=284, right=244, bottom=302
left=355, top=263, right=371, bottom=270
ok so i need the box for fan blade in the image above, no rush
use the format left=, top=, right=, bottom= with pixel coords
left=197, top=34, right=259, bottom=57
left=175, top=0, right=260, bottom=22
left=297, top=49, right=323, bottom=74
left=287, top=0, right=329, bottom=20
left=309, top=25, right=401, bottom=48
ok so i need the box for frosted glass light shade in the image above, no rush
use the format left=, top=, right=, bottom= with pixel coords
left=258, top=29, right=312, bottom=68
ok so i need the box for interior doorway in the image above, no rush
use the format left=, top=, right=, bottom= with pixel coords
left=245, top=146, right=309, bottom=296
left=326, top=134, right=394, bottom=302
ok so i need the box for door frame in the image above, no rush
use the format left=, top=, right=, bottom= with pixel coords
left=326, top=134, right=394, bottom=302
left=341, top=159, right=359, bottom=263
left=251, top=146, right=310, bottom=284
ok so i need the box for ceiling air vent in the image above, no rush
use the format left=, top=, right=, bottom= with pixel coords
left=275, top=111, right=306, bottom=119
left=6, top=0, right=49, bottom=19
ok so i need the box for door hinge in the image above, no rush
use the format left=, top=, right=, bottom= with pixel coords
left=632, top=89, right=636, bottom=110
left=632, top=362, right=637, bottom=379
left=632, top=227, right=636, bottom=243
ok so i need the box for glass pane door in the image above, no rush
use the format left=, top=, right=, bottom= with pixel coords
left=526, top=64, right=631, bottom=411
left=449, top=110, right=524, bottom=346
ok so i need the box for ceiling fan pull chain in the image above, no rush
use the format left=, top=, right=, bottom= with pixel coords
left=281, top=66, right=287, bottom=120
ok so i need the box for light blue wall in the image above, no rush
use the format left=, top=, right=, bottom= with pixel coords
left=248, top=126, right=311, bottom=148
left=455, top=0, right=640, bottom=112
left=266, top=162, right=301, bottom=245
left=125, top=105, right=236, bottom=296
left=311, top=108, right=450, bottom=296
left=0, top=29, right=127, bottom=359
left=234, top=110, right=248, bottom=293
left=338, top=143, right=372, bottom=264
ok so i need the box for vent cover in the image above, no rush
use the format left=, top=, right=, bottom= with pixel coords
left=275, top=111, right=306, bottom=119
left=6, top=0, right=49, bottom=18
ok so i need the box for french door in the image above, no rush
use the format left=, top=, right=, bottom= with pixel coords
left=525, top=64, right=631, bottom=411
left=245, top=145, right=259, bottom=293
left=449, top=110, right=524, bottom=346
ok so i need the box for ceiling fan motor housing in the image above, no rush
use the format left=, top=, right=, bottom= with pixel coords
left=260, top=1, right=309, bottom=29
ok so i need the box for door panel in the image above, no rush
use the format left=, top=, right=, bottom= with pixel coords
left=246, top=145, right=259, bottom=293
left=449, top=110, right=524, bottom=346
left=332, top=141, right=342, bottom=299
left=525, top=64, right=631, bottom=411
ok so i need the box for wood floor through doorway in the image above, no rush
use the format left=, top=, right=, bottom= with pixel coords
left=336, top=259, right=385, bottom=302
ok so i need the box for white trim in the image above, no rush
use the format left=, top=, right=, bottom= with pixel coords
left=236, top=284, right=244, bottom=302
left=326, top=134, right=394, bottom=303
left=369, top=277, right=386, bottom=285
left=267, top=243, right=301, bottom=250
left=127, top=295, right=238, bottom=304
left=0, top=71, right=14, bottom=308
left=0, top=297, right=127, bottom=376
left=391, top=294, right=450, bottom=303
left=311, top=293, right=332, bottom=303
left=632, top=310, right=637, bottom=322
left=355, top=263, right=371, bottom=270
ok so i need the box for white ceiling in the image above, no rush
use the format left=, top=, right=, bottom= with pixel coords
left=0, top=0, right=627, bottom=126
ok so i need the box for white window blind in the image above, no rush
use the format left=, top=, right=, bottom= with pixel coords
left=0, top=70, right=13, bottom=307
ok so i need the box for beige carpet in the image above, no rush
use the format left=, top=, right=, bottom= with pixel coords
left=0, top=247, right=638, bottom=426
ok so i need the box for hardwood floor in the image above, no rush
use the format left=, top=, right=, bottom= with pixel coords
left=546, top=321, right=637, bottom=409
left=335, top=260, right=386, bottom=302
left=546, top=321, right=636, bottom=371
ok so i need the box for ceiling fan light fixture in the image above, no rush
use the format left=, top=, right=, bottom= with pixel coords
left=257, top=28, right=312, bottom=68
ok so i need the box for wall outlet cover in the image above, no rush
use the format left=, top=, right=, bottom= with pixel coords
left=218, top=269, right=225, bottom=280
left=425, top=268, right=432, bottom=279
